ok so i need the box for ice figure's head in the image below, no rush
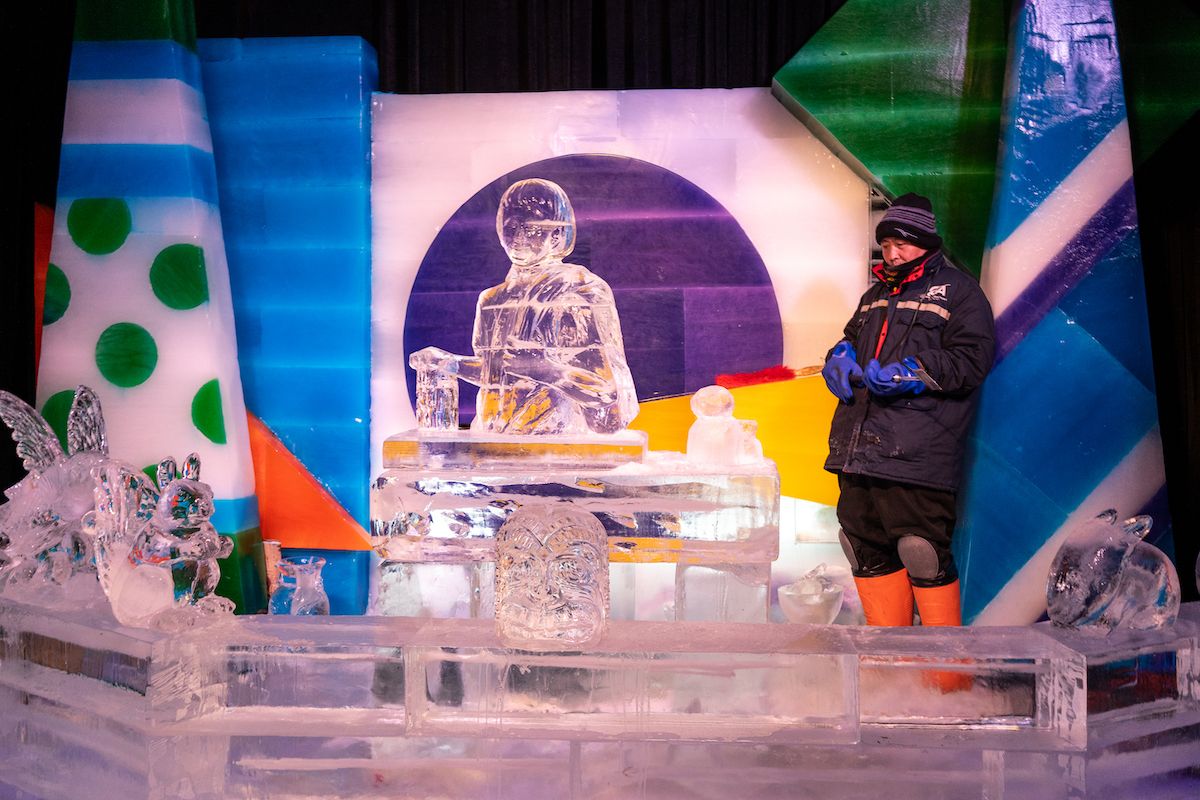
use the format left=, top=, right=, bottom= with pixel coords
left=153, top=454, right=214, bottom=533
left=497, top=179, right=576, bottom=267
left=691, top=385, right=735, bottom=419
left=496, top=506, right=608, bottom=649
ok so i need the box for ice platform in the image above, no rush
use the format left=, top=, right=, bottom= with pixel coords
left=371, top=434, right=781, bottom=565
left=2, top=598, right=1198, bottom=799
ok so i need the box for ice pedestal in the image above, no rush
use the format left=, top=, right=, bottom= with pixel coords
left=370, top=431, right=781, bottom=622
left=3, top=597, right=1199, bottom=798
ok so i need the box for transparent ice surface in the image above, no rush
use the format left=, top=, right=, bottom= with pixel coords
left=675, top=562, right=770, bottom=622
left=778, top=563, right=844, bottom=624
left=686, top=385, right=764, bottom=466
left=4, top=596, right=1199, bottom=799
left=0, top=387, right=106, bottom=598
left=495, top=505, right=609, bottom=650
left=410, top=179, right=638, bottom=436
left=372, top=560, right=495, bottom=618
left=1047, top=510, right=1180, bottom=633
left=381, top=428, right=649, bottom=471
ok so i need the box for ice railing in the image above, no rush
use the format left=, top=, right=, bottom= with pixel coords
left=4, top=598, right=1197, bottom=751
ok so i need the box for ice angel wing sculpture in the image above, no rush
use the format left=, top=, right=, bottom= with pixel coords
left=0, top=390, right=66, bottom=475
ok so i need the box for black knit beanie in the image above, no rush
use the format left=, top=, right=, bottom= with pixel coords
left=875, top=193, right=943, bottom=251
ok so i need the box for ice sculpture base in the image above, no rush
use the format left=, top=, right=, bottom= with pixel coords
left=2, top=598, right=1198, bottom=799
left=382, top=428, right=650, bottom=471
left=370, top=448, right=781, bottom=565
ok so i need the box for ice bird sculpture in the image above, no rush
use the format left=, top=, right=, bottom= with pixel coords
left=1046, top=510, right=1179, bottom=633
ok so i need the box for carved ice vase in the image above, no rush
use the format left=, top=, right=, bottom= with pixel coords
left=269, top=555, right=331, bottom=616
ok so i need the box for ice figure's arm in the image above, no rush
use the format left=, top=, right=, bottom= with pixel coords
left=503, top=298, right=626, bottom=406
left=911, top=279, right=996, bottom=394
left=504, top=349, right=619, bottom=406
left=410, top=346, right=484, bottom=387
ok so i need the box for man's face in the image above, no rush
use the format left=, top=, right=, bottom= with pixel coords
left=880, top=237, right=927, bottom=268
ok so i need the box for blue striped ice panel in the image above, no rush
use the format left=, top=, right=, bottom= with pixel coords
left=954, top=0, right=1169, bottom=624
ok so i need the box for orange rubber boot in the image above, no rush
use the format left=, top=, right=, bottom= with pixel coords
left=912, top=580, right=972, bottom=692
left=853, top=569, right=914, bottom=626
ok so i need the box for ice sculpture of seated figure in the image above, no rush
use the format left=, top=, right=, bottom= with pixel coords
left=1046, top=510, right=1180, bottom=633
left=412, top=178, right=638, bottom=435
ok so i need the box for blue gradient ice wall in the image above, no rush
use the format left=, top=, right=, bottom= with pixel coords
left=199, top=37, right=377, bottom=613
left=199, top=37, right=376, bottom=526
left=955, top=0, right=1168, bottom=624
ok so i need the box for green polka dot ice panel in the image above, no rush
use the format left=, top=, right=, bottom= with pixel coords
left=40, top=197, right=256, bottom=518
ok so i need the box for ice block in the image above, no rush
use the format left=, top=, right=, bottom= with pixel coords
left=371, top=445, right=780, bottom=565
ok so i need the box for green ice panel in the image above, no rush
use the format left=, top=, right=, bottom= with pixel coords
left=1112, top=0, right=1200, bottom=167
left=773, top=0, right=1007, bottom=275
left=216, top=527, right=268, bottom=614
left=74, top=0, right=198, bottom=53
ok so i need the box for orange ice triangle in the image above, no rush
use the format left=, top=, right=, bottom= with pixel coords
left=246, top=411, right=372, bottom=551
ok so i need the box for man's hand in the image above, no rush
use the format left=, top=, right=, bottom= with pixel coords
left=864, top=357, right=927, bottom=396
left=822, top=342, right=863, bottom=402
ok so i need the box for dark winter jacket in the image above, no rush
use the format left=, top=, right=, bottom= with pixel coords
left=824, top=250, right=995, bottom=492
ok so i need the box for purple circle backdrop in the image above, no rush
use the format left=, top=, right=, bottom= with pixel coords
left=404, top=154, right=783, bottom=421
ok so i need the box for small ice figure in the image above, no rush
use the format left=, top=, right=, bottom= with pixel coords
left=0, top=387, right=108, bottom=594
left=269, top=555, right=331, bottom=615
left=778, top=564, right=844, bottom=624
left=496, top=505, right=609, bottom=650
left=89, top=454, right=235, bottom=628
left=1046, top=510, right=1180, bottom=633
left=411, top=178, right=638, bottom=435
left=686, top=385, right=764, bottom=466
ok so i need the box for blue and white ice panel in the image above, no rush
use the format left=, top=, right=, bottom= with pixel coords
left=957, top=0, right=1169, bottom=625
left=200, top=37, right=377, bottom=525
left=42, top=36, right=258, bottom=526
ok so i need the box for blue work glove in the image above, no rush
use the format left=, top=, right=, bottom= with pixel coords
left=864, top=357, right=927, bottom=396
left=822, top=341, right=863, bottom=402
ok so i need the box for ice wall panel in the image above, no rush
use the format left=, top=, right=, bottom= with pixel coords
left=1056, top=230, right=1155, bottom=393
left=200, top=37, right=377, bottom=527
left=771, top=0, right=1007, bottom=273
left=971, top=312, right=1159, bottom=512
left=402, top=153, right=783, bottom=422
left=40, top=16, right=264, bottom=612
left=958, top=0, right=1169, bottom=624
left=372, top=89, right=868, bottom=457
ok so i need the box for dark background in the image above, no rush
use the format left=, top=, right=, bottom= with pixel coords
left=3, top=0, right=1196, bottom=599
